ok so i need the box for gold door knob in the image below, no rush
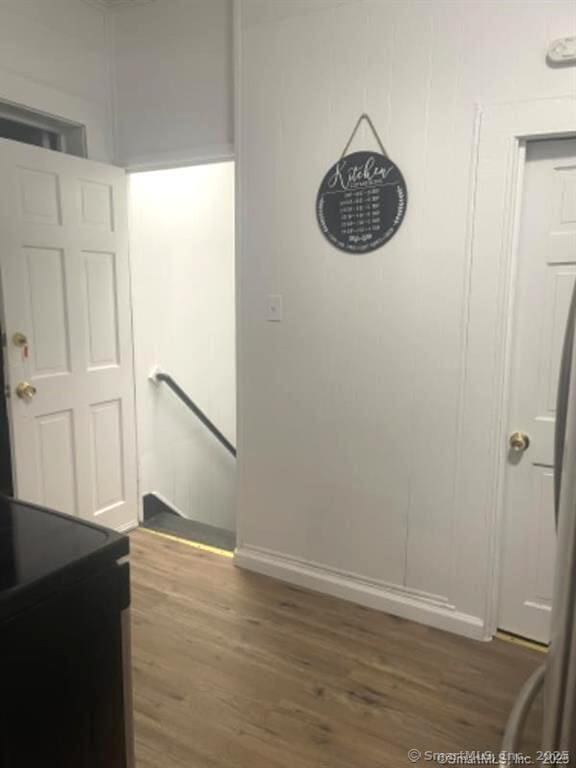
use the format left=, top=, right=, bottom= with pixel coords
left=12, top=332, right=28, bottom=348
left=16, top=381, right=37, bottom=401
left=509, top=431, right=530, bottom=452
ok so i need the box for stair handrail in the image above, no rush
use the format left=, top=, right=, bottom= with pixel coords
left=149, top=368, right=236, bottom=458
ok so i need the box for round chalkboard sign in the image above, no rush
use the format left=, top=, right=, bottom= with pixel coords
left=316, top=150, right=407, bottom=253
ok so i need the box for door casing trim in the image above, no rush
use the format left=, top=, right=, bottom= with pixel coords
left=466, top=97, right=576, bottom=640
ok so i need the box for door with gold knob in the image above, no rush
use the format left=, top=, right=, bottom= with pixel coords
left=498, top=138, right=576, bottom=644
left=0, top=137, right=138, bottom=531
left=15, top=382, right=37, bottom=401
left=508, top=431, right=530, bottom=453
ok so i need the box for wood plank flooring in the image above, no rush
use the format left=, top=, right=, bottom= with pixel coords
left=130, top=529, right=544, bottom=768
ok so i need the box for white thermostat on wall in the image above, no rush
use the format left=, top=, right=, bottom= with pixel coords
left=547, top=36, right=576, bottom=64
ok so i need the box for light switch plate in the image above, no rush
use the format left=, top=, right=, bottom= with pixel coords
left=267, top=294, right=283, bottom=322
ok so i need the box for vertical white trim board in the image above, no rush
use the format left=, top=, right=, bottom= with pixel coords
left=233, top=0, right=245, bottom=528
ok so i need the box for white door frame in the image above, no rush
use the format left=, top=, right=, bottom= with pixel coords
left=466, top=96, right=576, bottom=639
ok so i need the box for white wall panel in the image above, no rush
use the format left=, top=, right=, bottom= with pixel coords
left=236, top=0, right=576, bottom=633
left=111, top=0, right=233, bottom=169
left=0, top=0, right=114, bottom=161
left=129, top=162, right=236, bottom=531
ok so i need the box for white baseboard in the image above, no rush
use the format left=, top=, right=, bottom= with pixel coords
left=235, top=545, right=487, bottom=641
left=116, top=519, right=139, bottom=533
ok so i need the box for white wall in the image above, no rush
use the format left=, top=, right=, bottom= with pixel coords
left=235, top=0, right=576, bottom=637
left=111, top=0, right=233, bottom=170
left=0, top=0, right=114, bottom=162
left=130, top=162, right=236, bottom=531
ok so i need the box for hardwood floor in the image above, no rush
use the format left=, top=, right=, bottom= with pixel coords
left=130, top=529, right=543, bottom=768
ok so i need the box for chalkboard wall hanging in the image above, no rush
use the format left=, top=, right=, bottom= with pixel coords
left=316, top=114, right=407, bottom=253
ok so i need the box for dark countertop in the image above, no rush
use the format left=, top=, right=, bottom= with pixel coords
left=0, top=496, right=129, bottom=622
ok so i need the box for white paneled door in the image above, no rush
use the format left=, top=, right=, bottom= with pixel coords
left=499, top=138, right=576, bottom=644
left=0, top=138, right=138, bottom=531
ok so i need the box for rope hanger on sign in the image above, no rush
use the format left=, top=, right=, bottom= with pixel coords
left=317, top=111, right=406, bottom=253
left=340, top=113, right=388, bottom=159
